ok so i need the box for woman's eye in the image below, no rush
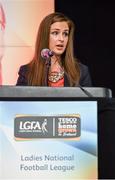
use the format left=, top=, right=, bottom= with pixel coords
left=51, top=31, right=58, bottom=35
left=63, top=32, right=69, bottom=36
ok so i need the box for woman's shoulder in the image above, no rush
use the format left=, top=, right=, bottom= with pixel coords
left=16, top=64, right=29, bottom=86
left=78, top=62, right=89, bottom=71
left=18, top=64, right=28, bottom=75
left=78, top=62, right=92, bottom=87
left=18, top=64, right=28, bottom=73
left=75, top=58, right=89, bottom=71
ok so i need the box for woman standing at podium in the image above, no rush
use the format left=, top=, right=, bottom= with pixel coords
left=16, top=12, right=92, bottom=87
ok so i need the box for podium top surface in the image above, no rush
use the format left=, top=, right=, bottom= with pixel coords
left=0, top=86, right=112, bottom=98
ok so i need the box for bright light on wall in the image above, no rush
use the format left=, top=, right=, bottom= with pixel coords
left=0, top=0, right=54, bottom=85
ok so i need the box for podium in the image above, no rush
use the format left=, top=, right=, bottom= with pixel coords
left=0, top=85, right=112, bottom=98
left=0, top=86, right=114, bottom=179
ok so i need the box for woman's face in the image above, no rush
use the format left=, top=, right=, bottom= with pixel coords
left=49, top=21, right=69, bottom=56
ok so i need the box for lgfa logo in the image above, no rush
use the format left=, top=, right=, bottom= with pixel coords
left=19, top=121, right=41, bottom=130
left=19, top=119, right=48, bottom=133
left=14, top=116, right=50, bottom=140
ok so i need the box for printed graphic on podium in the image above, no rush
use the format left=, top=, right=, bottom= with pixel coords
left=0, top=101, right=97, bottom=179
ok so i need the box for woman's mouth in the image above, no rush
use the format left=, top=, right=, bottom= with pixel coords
left=56, top=44, right=64, bottom=50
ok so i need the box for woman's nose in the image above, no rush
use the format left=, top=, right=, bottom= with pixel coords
left=59, top=33, right=64, bottom=41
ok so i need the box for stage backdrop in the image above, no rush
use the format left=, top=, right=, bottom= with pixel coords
left=0, top=0, right=54, bottom=85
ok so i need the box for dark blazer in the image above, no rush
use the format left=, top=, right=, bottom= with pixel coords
left=16, top=63, right=92, bottom=87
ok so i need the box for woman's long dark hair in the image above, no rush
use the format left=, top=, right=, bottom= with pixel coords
left=27, top=12, right=80, bottom=86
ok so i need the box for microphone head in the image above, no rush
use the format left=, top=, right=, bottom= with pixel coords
left=41, top=48, right=54, bottom=60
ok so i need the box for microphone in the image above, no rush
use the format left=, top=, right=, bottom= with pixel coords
left=41, top=49, right=54, bottom=86
left=41, top=48, right=54, bottom=60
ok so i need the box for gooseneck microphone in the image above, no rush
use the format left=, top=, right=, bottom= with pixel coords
left=41, top=48, right=54, bottom=60
left=41, top=48, right=54, bottom=86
